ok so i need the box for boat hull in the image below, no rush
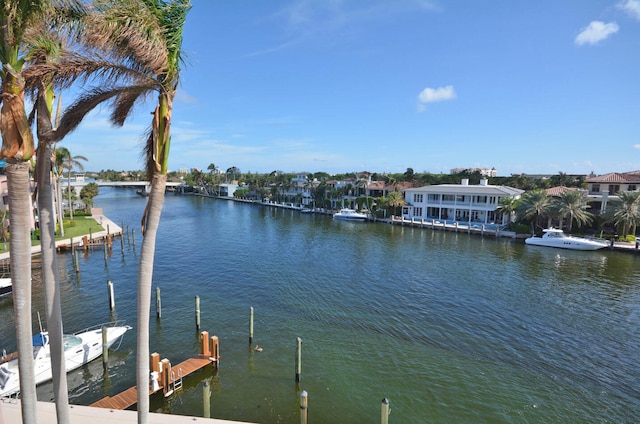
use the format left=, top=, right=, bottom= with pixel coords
left=0, top=324, right=130, bottom=397
left=525, top=236, right=608, bottom=250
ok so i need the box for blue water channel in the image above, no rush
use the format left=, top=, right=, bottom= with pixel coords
left=0, top=187, right=638, bottom=423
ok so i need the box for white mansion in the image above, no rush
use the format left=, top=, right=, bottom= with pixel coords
left=401, top=179, right=524, bottom=226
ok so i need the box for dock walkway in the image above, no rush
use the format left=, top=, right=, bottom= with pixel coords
left=91, top=356, right=214, bottom=410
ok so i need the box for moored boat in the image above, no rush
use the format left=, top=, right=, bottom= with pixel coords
left=525, top=228, right=608, bottom=251
left=0, top=278, right=11, bottom=297
left=0, top=322, right=131, bottom=397
left=333, top=208, right=367, bottom=221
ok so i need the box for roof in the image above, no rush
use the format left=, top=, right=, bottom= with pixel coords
left=404, top=184, right=523, bottom=196
left=545, top=186, right=578, bottom=196
left=586, top=171, right=640, bottom=183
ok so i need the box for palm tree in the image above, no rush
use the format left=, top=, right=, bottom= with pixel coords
left=610, top=191, right=640, bottom=238
left=496, top=196, right=519, bottom=226
left=0, top=2, right=50, bottom=422
left=55, top=147, right=87, bottom=219
left=553, top=189, right=592, bottom=233
left=387, top=190, right=406, bottom=217
left=516, top=189, right=552, bottom=234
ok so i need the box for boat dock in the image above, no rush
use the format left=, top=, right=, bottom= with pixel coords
left=91, top=332, right=220, bottom=410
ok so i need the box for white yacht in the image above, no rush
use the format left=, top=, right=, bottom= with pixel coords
left=525, top=228, right=608, bottom=251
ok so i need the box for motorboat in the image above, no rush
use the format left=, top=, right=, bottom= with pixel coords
left=0, top=278, right=11, bottom=297
left=333, top=208, right=367, bottom=221
left=524, top=228, right=608, bottom=251
left=0, top=322, right=131, bottom=397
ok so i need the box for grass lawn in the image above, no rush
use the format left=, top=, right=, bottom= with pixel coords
left=0, top=216, right=104, bottom=254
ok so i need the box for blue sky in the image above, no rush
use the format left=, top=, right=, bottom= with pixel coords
left=62, top=0, right=640, bottom=177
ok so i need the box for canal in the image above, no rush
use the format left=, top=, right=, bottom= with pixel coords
left=0, top=187, right=638, bottom=423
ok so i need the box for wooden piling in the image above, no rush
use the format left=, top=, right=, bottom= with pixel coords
left=381, top=398, right=390, bottom=424
left=131, top=229, right=135, bottom=247
left=102, top=326, right=109, bottom=371
left=300, top=390, right=308, bottom=424
left=74, top=251, right=80, bottom=273
left=195, top=295, right=201, bottom=331
left=200, top=331, right=210, bottom=356
left=249, top=306, right=254, bottom=345
left=295, top=337, right=302, bottom=382
left=120, top=231, right=124, bottom=253
left=210, top=336, right=220, bottom=363
left=203, top=381, right=211, bottom=418
left=107, top=280, right=115, bottom=310
left=156, top=287, right=162, bottom=318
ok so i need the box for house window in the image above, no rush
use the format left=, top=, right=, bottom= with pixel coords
left=628, top=185, right=637, bottom=191
left=456, top=195, right=465, bottom=202
left=2, top=196, right=7, bottom=206
left=476, top=196, right=487, bottom=204
left=414, top=207, right=423, bottom=216
left=609, top=184, right=620, bottom=194
left=428, top=194, right=440, bottom=202
left=442, top=195, right=455, bottom=202
left=591, top=184, right=600, bottom=193
left=414, top=194, right=423, bottom=203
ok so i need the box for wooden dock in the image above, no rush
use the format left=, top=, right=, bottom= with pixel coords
left=91, top=332, right=220, bottom=411
left=91, top=356, right=215, bottom=410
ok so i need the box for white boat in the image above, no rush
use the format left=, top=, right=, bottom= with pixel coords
left=0, top=278, right=11, bottom=297
left=524, top=228, right=608, bottom=251
left=0, top=322, right=130, bottom=397
left=333, top=208, right=367, bottom=221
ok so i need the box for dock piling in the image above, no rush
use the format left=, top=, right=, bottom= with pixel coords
left=107, top=280, right=115, bottom=310
left=203, top=381, right=211, bottom=418
left=381, top=398, right=390, bottom=424
left=300, top=390, right=308, bottom=424
left=249, top=306, right=254, bottom=345
left=295, top=337, right=302, bottom=382
left=102, top=326, right=109, bottom=371
left=195, top=295, right=201, bottom=331
left=156, top=287, right=162, bottom=319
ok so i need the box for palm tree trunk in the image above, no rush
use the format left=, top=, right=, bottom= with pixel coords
left=36, top=144, right=70, bottom=423
left=136, top=173, right=166, bottom=424
left=7, top=161, right=37, bottom=424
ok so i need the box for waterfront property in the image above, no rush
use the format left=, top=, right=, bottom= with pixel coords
left=401, top=178, right=523, bottom=225
left=585, top=170, right=640, bottom=214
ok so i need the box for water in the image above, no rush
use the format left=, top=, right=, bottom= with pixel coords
left=1, top=188, right=639, bottom=423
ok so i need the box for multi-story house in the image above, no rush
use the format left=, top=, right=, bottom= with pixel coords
left=401, top=179, right=523, bottom=226
left=585, top=171, right=640, bottom=214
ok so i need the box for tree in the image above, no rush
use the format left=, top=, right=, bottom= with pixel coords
left=80, top=182, right=99, bottom=212
left=0, top=2, right=50, bottom=422
left=553, top=189, right=592, bottom=233
left=496, top=196, right=519, bottom=226
left=387, top=190, right=406, bottom=217
left=516, top=189, right=552, bottom=234
left=55, top=147, right=87, bottom=219
left=610, top=191, right=640, bottom=238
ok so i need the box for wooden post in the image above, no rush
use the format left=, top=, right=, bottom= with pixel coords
left=90, top=228, right=93, bottom=242
left=107, top=280, right=115, bottom=310
left=295, top=337, right=302, bottom=382
left=195, top=295, right=201, bottom=331
left=74, top=251, right=80, bottom=273
left=249, top=306, right=254, bottom=345
left=126, top=226, right=130, bottom=243
left=103, top=240, right=107, bottom=261
left=102, top=326, right=109, bottom=371
left=156, top=287, right=162, bottom=318
left=120, top=232, right=124, bottom=254
left=203, top=381, right=211, bottom=418
left=300, top=390, right=308, bottom=424
left=107, top=224, right=110, bottom=236
left=132, top=229, right=136, bottom=247
left=200, top=331, right=210, bottom=356
left=210, top=336, right=220, bottom=364
left=70, top=237, right=74, bottom=255
left=381, top=398, right=390, bottom=424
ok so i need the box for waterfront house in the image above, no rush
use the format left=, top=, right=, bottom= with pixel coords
left=401, top=179, right=523, bottom=226
left=218, top=182, right=239, bottom=198
left=585, top=170, right=640, bottom=214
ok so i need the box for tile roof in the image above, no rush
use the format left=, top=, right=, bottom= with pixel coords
left=586, top=172, right=640, bottom=183
left=545, top=186, right=578, bottom=196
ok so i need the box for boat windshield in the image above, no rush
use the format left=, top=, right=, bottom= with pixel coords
left=63, top=335, right=82, bottom=351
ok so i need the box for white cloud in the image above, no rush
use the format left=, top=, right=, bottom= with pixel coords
left=617, top=0, right=640, bottom=21
left=633, top=144, right=640, bottom=149
left=575, top=21, right=619, bottom=46
left=417, top=85, right=456, bottom=111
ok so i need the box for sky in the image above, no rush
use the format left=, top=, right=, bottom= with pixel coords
left=60, top=0, right=640, bottom=177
